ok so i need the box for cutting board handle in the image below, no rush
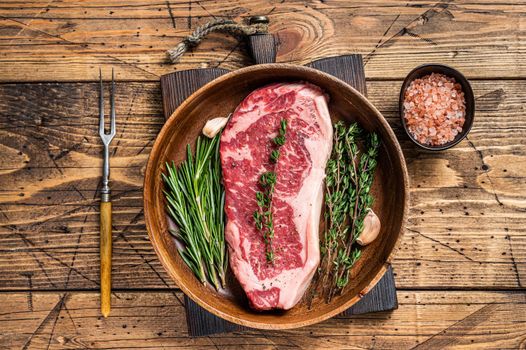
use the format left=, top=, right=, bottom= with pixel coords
left=247, top=16, right=276, bottom=64
left=247, top=34, right=277, bottom=64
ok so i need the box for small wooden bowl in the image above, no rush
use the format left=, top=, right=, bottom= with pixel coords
left=144, top=64, right=409, bottom=329
left=399, top=64, right=475, bottom=151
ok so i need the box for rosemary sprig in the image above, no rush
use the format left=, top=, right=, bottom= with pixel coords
left=254, top=118, right=287, bottom=263
left=162, top=134, right=227, bottom=290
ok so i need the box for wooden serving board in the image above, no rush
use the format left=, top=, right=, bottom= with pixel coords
left=159, top=35, right=397, bottom=336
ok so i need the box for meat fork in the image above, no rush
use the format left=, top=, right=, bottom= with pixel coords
left=99, top=68, right=116, bottom=317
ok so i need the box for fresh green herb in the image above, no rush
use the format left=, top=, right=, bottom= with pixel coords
left=259, top=171, right=277, bottom=187
left=273, top=135, right=286, bottom=146
left=328, top=127, right=379, bottom=300
left=322, top=122, right=360, bottom=301
left=272, top=119, right=288, bottom=146
left=162, top=134, right=227, bottom=290
left=307, top=121, right=380, bottom=306
left=335, top=248, right=361, bottom=289
left=254, top=170, right=277, bottom=263
left=254, top=118, right=288, bottom=263
left=270, top=149, right=280, bottom=163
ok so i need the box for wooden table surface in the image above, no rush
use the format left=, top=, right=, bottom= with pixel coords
left=0, top=1, right=525, bottom=349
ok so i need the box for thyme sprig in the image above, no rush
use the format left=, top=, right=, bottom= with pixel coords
left=253, top=171, right=277, bottom=262
left=328, top=128, right=380, bottom=300
left=254, top=118, right=287, bottom=263
left=162, top=134, right=227, bottom=290
left=318, top=123, right=357, bottom=289
left=307, top=121, right=380, bottom=305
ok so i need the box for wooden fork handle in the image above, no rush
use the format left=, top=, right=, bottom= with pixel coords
left=100, top=201, right=112, bottom=317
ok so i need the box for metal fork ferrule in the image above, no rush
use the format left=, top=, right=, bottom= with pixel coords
left=101, top=192, right=110, bottom=202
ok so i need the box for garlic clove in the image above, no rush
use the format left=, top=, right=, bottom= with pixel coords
left=202, top=115, right=230, bottom=138
left=356, top=209, right=381, bottom=246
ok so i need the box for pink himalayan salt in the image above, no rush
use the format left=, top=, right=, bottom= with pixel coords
left=403, top=72, right=466, bottom=146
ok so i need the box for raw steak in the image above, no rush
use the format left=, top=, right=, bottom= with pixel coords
left=220, top=82, right=333, bottom=310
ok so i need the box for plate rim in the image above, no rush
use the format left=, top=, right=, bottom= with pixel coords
left=144, top=63, right=409, bottom=329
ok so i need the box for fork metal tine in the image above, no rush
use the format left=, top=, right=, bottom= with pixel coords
left=99, top=68, right=116, bottom=142
left=99, top=67, right=113, bottom=195
left=99, top=68, right=105, bottom=139
left=110, top=67, right=116, bottom=139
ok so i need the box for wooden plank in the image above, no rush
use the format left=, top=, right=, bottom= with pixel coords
left=0, top=1, right=524, bottom=81
left=0, top=80, right=525, bottom=291
left=0, top=290, right=524, bottom=349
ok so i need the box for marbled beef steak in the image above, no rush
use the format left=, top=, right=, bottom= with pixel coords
left=220, top=82, right=333, bottom=310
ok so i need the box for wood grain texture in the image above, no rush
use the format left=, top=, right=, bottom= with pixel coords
left=1, top=0, right=525, bottom=345
left=247, top=34, right=277, bottom=64
left=160, top=68, right=229, bottom=119
left=0, top=290, right=524, bottom=349
left=0, top=1, right=525, bottom=81
left=99, top=201, right=112, bottom=318
left=0, top=79, right=525, bottom=292
left=340, top=265, right=397, bottom=317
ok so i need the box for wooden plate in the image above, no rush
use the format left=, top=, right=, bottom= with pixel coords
left=144, top=64, right=409, bottom=329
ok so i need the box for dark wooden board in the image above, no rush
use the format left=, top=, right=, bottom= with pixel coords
left=341, top=265, right=397, bottom=316
left=160, top=52, right=397, bottom=336
left=183, top=266, right=396, bottom=335
left=306, top=55, right=367, bottom=96
left=161, top=68, right=229, bottom=115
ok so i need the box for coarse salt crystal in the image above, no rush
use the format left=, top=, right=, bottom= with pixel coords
left=403, top=73, right=466, bottom=146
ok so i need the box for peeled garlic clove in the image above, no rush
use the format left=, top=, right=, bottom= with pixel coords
left=202, top=116, right=229, bottom=138
left=356, top=209, right=381, bottom=246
